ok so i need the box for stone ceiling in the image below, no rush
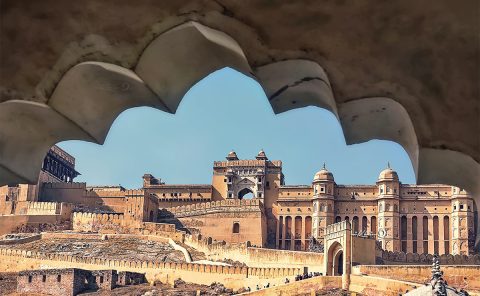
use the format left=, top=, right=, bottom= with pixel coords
left=0, top=0, right=478, bottom=198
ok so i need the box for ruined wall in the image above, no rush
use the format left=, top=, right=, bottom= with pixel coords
left=0, top=248, right=301, bottom=291
left=354, top=265, right=480, bottom=291
left=17, top=269, right=77, bottom=296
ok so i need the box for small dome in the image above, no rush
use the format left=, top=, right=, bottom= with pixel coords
left=226, top=150, right=239, bottom=161
left=378, top=163, right=399, bottom=182
left=256, top=149, right=268, bottom=160
left=313, top=163, right=334, bottom=182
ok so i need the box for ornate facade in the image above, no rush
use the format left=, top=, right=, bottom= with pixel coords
left=146, top=150, right=476, bottom=255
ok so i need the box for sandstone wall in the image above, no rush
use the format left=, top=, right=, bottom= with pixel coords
left=349, top=274, right=418, bottom=296
left=354, top=265, right=480, bottom=291
left=163, top=199, right=266, bottom=246
left=71, top=212, right=182, bottom=240
left=381, top=249, right=480, bottom=265
left=0, top=248, right=301, bottom=291
left=185, top=234, right=324, bottom=271
left=351, top=235, right=376, bottom=265
left=0, top=215, right=63, bottom=235
left=242, top=276, right=342, bottom=296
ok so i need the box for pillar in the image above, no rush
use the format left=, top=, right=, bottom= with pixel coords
left=281, top=216, right=286, bottom=250
left=301, top=216, right=306, bottom=250
left=428, top=217, right=434, bottom=254
left=417, top=219, right=423, bottom=254
left=439, top=215, right=445, bottom=255
left=276, top=216, right=280, bottom=249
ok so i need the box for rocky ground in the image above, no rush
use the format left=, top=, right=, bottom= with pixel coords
left=5, top=237, right=186, bottom=262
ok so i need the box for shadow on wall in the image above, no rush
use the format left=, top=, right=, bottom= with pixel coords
left=158, top=209, right=190, bottom=233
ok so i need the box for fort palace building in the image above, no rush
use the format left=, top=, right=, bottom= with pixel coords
left=1, top=149, right=476, bottom=256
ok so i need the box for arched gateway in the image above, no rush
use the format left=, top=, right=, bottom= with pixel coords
left=323, top=220, right=377, bottom=290
left=324, top=221, right=351, bottom=279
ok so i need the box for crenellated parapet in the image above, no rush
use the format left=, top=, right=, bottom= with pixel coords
left=164, top=199, right=262, bottom=218
left=380, top=250, right=480, bottom=265
left=0, top=246, right=300, bottom=279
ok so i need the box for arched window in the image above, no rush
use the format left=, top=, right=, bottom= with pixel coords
left=362, top=216, right=368, bottom=232
left=352, top=216, right=359, bottom=233
left=233, top=222, right=240, bottom=234
left=335, top=216, right=341, bottom=223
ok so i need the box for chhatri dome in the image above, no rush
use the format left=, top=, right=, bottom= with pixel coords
left=378, top=162, right=399, bottom=182
left=226, top=150, right=239, bottom=161
left=313, top=163, right=334, bottom=182
left=256, top=149, right=268, bottom=160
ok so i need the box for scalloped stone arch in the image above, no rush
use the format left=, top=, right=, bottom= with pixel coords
left=0, top=19, right=478, bottom=246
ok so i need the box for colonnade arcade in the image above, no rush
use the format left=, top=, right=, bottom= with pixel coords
left=275, top=213, right=461, bottom=255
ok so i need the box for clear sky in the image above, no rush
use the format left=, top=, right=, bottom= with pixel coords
left=58, top=68, right=415, bottom=189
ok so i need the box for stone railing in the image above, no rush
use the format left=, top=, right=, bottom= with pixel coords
left=164, top=199, right=262, bottom=218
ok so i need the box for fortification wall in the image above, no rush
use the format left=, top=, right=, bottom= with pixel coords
left=165, top=199, right=262, bottom=217
left=0, top=215, right=63, bottom=236
left=242, top=276, right=341, bottom=296
left=72, top=212, right=182, bottom=239
left=0, top=248, right=301, bottom=290
left=380, top=250, right=480, bottom=265
left=40, top=182, right=87, bottom=204
left=349, top=274, right=418, bottom=296
left=185, top=234, right=324, bottom=271
left=354, top=265, right=480, bottom=291
left=72, top=212, right=127, bottom=233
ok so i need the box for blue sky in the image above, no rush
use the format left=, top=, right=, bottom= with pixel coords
left=58, top=68, right=415, bottom=189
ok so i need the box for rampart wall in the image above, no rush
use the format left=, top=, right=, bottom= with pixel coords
left=0, top=215, right=63, bottom=236
left=184, top=233, right=324, bottom=271
left=165, top=199, right=263, bottom=217
left=380, top=249, right=480, bottom=265
left=354, top=265, right=480, bottom=291
left=72, top=212, right=183, bottom=240
left=242, top=276, right=341, bottom=296
left=0, top=248, right=301, bottom=290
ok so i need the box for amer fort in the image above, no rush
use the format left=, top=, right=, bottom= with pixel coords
left=0, top=1, right=479, bottom=295
left=0, top=146, right=478, bottom=295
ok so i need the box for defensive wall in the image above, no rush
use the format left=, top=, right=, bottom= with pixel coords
left=165, top=199, right=263, bottom=217
left=380, top=249, right=480, bottom=265
left=241, top=276, right=342, bottom=296
left=0, top=247, right=302, bottom=290
left=184, top=233, right=324, bottom=272
left=162, top=199, right=267, bottom=246
left=353, top=265, right=480, bottom=291
left=72, top=212, right=183, bottom=240
left=0, top=214, right=64, bottom=236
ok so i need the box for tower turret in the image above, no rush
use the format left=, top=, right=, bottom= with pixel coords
left=311, top=163, right=335, bottom=239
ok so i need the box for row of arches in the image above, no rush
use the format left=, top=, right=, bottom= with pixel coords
left=277, top=216, right=312, bottom=251
left=400, top=215, right=450, bottom=255
left=335, top=215, right=377, bottom=235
